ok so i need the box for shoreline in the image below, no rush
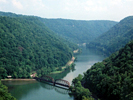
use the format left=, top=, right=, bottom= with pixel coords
left=1, top=56, right=76, bottom=81
left=1, top=79, right=36, bottom=81
left=50, top=56, right=75, bottom=74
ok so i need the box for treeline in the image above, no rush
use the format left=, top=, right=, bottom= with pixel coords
left=87, top=16, right=133, bottom=55
left=0, top=81, right=16, bottom=100
left=40, top=18, right=117, bottom=44
left=0, top=16, right=78, bottom=79
left=72, top=40, right=133, bottom=100
left=69, top=74, right=94, bottom=100
left=0, top=11, right=117, bottom=44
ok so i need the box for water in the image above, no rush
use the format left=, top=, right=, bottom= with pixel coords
left=2, top=48, right=105, bottom=100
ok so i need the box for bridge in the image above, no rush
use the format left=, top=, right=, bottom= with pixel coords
left=39, top=82, right=70, bottom=94
left=34, top=76, right=70, bottom=88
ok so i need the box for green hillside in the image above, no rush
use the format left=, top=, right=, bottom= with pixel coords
left=0, top=16, right=76, bottom=79
left=40, top=18, right=117, bottom=44
left=87, top=16, right=133, bottom=55
left=0, top=11, right=117, bottom=44
left=83, top=40, right=133, bottom=100
left=0, top=81, right=16, bottom=100
left=71, top=40, right=133, bottom=100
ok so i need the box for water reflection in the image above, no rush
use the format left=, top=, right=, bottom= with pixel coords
left=40, top=82, right=54, bottom=90
left=40, top=82, right=70, bottom=95
left=49, top=65, right=75, bottom=80
left=55, top=87, right=70, bottom=94
left=3, top=81, right=40, bottom=100
left=2, top=48, right=105, bottom=100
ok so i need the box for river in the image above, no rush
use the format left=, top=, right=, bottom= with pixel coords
left=2, top=48, right=105, bottom=100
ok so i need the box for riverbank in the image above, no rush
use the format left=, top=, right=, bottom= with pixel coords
left=2, top=48, right=105, bottom=100
left=1, top=57, right=76, bottom=81
left=1, top=79, right=36, bottom=81
left=50, top=57, right=75, bottom=74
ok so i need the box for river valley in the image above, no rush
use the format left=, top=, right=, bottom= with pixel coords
left=2, top=48, right=105, bottom=100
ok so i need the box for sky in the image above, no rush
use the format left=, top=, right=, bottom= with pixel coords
left=0, top=0, right=133, bottom=21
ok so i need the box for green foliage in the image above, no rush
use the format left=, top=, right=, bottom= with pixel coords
left=40, top=18, right=117, bottom=44
left=0, top=15, right=77, bottom=79
left=87, top=16, right=133, bottom=55
left=0, top=81, right=16, bottom=100
left=84, top=41, right=133, bottom=100
left=70, top=74, right=94, bottom=100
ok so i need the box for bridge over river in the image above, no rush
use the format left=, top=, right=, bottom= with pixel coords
left=34, top=76, right=70, bottom=88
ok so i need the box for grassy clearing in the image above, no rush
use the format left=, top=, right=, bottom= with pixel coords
left=50, top=71, right=62, bottom=74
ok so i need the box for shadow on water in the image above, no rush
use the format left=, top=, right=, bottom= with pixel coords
left=3, top=80, right=71, bottom=100
left=39, top=82, right=54, bottom=90
left=40, top=82, right=70, bottom=95
left=2, top=47, right=106, bottom=100
left=2, top=81, right=40, bottom=100
left=2, top=63, right=75, bottom=100
left=36, top=67, right=75, bottom=95
left=48, top=65, right=76, bottom=80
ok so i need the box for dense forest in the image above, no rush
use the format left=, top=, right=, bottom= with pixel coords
left=69, top=74, right=94, bottom=100
left=0, top=16, right=78, bottom=79
left=87, top=16, right=133, bottom=55
left=0, top=12, right=79, bottom=100
left=71, top=40, right=133, bottom=100
left=0, top=81, right=16, bottom=100
left=1, top=11, right=133, bottom=100
left=40, top=18, right=117, bottom=44
left=0, top=11, right=117, bottom=44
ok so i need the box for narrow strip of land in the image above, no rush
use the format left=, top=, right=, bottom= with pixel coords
left=1, top=79, right=36, bottom=81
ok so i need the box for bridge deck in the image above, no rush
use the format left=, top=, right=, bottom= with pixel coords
left=34, top=77, right=70, bottom=88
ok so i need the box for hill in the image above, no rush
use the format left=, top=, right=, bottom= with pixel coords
left=40, top=18, right=117, bottom=44
left=0, top=11, right=117, bottom=44
left=83, top=40, right=133, bottom=100
left=0, top=16, right=76, bottom=79
left=71, top=40, right=133, bottom=100
left=86, top=16, right=133, bottom=55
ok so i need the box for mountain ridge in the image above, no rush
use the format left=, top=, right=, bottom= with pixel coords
left=0, top=11, right=117, bottom=44
left=86, top=16, right=133, bottom=55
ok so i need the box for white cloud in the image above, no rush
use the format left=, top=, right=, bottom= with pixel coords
left=110, top=0, right=122, bottom=5
left=0, top=0, right=7, bottom=3
left=0, top=0, right=132, bottom=21
left=86, top=1, right=94, bottom=6
left=12, top=0, right=23, bottom=10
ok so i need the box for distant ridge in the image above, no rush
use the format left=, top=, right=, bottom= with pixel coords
left=87, top=16, right=133, bottom=55
left=0, top=11, right=117, bottom=44
left=40, top=18, right=117, bottom=44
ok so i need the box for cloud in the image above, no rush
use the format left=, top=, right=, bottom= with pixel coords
left=0, top=0, right=7, bottom=3
left=110, top=0, right=122, bottom=5
left=0, top=0, right=132, bottom=21
left=12, top=0, right=23, bottom=10
left=84, top=0, right=107, bottom=12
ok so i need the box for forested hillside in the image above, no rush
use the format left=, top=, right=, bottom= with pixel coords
left=40, top=18, right=117, bottom=44
left=0, top=16, right=77, bottom=79
left=87, top=16, right=133, bottom=55
left=0, top=81, right=16, bottom=100
left=71, top=40, right=133, bottom=100
left=0, top=11, right=117, bottom=44
left=82, top=40, right=133, bottom=100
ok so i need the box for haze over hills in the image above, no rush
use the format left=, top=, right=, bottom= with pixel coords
left=40, top=18, right=117, bottom=44
left=0, top=11, right=117, bottom=44
left=87, top=16, right=133, bottom=55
